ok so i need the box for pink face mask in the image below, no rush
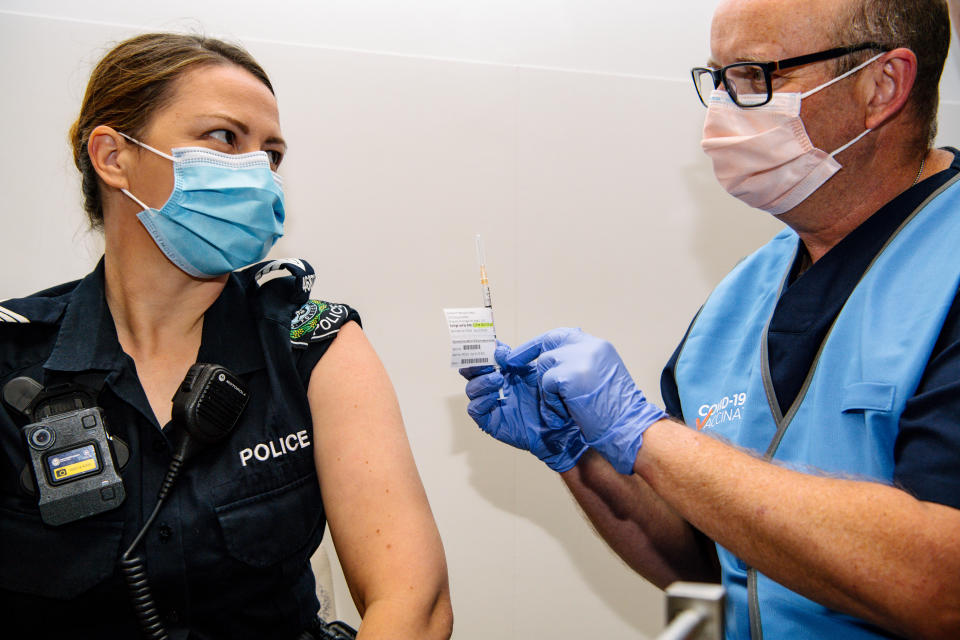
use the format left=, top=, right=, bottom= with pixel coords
left=700, top=53, right=883, bottom=215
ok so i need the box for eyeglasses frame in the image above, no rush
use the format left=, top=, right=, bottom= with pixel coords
left=691, top=42, right=890, bottom=108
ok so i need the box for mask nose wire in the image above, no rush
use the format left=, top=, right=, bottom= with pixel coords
left=115, top=132, right=282, bottom=209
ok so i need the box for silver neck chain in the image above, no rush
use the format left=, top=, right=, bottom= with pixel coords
left=912, top=156, right=927, bottom=187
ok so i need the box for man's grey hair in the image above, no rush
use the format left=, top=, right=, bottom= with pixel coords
left=833, top=0, right=950, bottom=150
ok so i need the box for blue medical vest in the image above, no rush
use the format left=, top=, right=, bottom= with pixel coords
left=674, top=175, right=960, bottom=639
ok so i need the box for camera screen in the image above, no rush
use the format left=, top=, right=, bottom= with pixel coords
left=45, top=442, right=101, bottom=485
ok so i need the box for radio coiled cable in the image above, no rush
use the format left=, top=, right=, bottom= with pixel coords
left=120, top=454, right=184, bottom=640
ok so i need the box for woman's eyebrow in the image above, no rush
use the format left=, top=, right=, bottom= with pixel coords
left=199, top=113, right=287, bottom=149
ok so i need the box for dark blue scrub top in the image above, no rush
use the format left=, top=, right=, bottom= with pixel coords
left=662, top=147, right=960, bottom=510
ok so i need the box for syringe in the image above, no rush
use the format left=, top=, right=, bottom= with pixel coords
left=476, top=235, right=506, bottom=401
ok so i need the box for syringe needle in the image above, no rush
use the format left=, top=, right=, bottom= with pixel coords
left=475, top=234, right=486, bottom=270
left=476, top=235, right=492, bottom=308
left=475, top=234, right=505, bottom=401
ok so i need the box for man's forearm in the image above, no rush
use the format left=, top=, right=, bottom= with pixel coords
left=561, top=449, right=720, bottom=589
left=636, top=419, right=960, bottom=639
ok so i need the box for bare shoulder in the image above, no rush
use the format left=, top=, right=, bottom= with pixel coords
left=307, top=321, right=403, bottom=436
left=309, top=321, right=390, bottom=386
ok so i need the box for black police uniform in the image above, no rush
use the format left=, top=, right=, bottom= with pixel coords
left=0, top=257, right=359, bottom=639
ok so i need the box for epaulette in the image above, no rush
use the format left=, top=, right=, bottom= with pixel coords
left=235, top=258, right=315, bottom=325
left=253, top=258, right=315, bottom=299
left=0, top=303, right=30, bottom=324
left=0, top=284, right=74, bottom=326
left=290, top=300, right=354, bottom=347
left=236, top=258, right=357, bottom=348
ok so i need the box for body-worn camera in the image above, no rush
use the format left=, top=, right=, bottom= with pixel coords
left=3, top=377, right=126, bottom=526
left=23, top=406, right=125, bottom=526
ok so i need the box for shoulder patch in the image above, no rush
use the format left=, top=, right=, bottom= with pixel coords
left=290, top=300, right=351, bottom=345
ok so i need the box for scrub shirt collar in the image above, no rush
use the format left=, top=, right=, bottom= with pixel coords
left=44, top=259, right=265, bottom=376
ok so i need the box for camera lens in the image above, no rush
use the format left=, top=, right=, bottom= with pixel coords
left=29, top=427, right=54, bottom=450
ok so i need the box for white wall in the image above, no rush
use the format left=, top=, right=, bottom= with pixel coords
left=2, top=2, right=959, bottom=638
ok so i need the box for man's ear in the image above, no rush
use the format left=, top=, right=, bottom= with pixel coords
left=863, top=47, right=917, bottom=130
left=87, top=125, right=131, bottom=191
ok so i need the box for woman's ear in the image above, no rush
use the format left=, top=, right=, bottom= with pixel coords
left=87, top=125, right=130, bottom=191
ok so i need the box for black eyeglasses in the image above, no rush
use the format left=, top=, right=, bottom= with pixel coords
left=691, top=42, right=889, bottom=108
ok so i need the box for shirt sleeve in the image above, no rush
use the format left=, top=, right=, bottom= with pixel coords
left=289, top=300, right=362, bottom=387
left=660, top=311, right=701, bottom=421
left=893, top=284, right=960, bottom=510
left=660, top=343, right=684, bottom=421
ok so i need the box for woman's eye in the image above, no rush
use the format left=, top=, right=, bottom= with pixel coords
left=267, top=150, right=283, bottom=166
left=208, top=129, right=235, bottom=145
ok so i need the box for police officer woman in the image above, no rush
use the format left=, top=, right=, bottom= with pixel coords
left=0, top=33, right=452, bottom=639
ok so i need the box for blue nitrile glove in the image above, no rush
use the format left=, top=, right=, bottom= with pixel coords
left=460, top=342, right=588, bottom=472
left=506, top=328, right=668, bottom=475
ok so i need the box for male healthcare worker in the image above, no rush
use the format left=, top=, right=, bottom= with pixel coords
left=462, top=0, right=960, bottom=637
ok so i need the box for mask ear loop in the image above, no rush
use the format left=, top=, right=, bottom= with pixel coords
left=116, top=131, right=175, bottom=161
left=829, top=127, right=873, bottom=157
left=801, top=52, right=886, bottom=99
left=116, top=131, right=174, bottom=212
left=802, top=52, right=885, bottom=157
left=120, top=188, right=152, bottom=212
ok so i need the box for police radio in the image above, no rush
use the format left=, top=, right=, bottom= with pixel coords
left=2, top=376, right=128, bottom=527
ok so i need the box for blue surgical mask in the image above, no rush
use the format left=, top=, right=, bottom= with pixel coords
left=118, top=132, right=285, bottom=278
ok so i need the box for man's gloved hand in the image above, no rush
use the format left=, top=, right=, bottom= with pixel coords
left=506, top=328, right=668, bottom=475
left=460, top=342, right=588, bottom=472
